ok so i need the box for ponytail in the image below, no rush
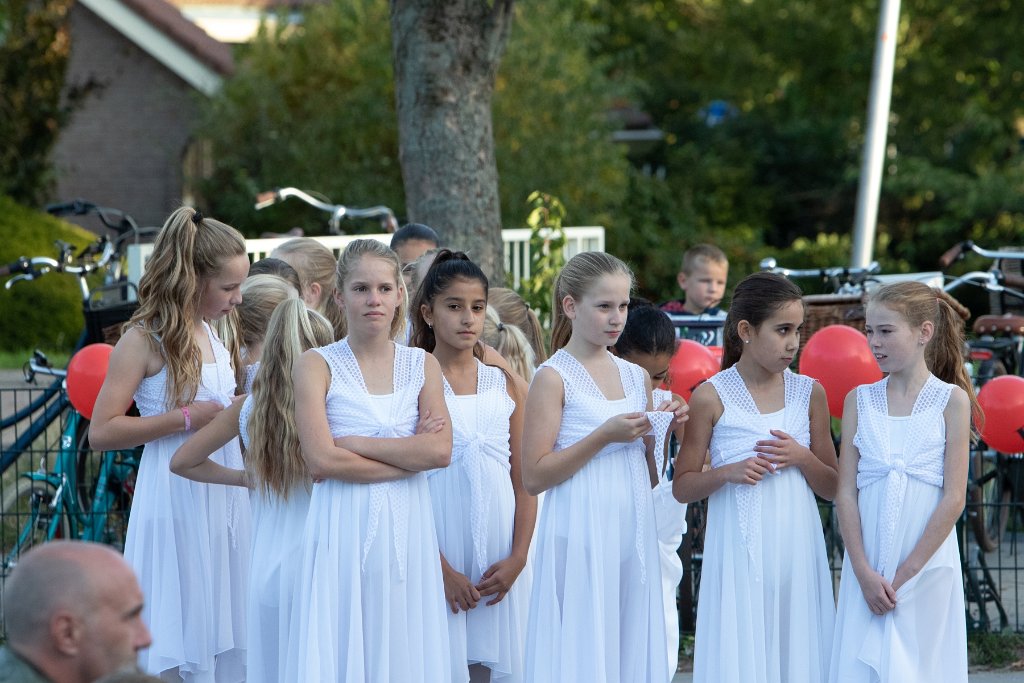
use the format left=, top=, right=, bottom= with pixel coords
left=129, top=206, right=246, bottom=405
left=247, top=300, right=334, bottom=499
left=483, top=306, right=536, bottom=382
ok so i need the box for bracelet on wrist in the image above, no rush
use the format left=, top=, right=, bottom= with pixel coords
left=181, top=405, right=192, bottom=431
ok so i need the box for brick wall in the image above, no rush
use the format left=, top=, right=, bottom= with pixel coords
left=51, top=3, right=205, bottom=230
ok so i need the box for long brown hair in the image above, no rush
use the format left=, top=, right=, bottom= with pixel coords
left=868, top=282, right=982, bottom=428
left=128, top=207, right=246, bottom=406
left=721, top=272, right=804, bottom=370
left=247, top=301, right=334, bottom=498
left=550, top=251, right=634, bottom=352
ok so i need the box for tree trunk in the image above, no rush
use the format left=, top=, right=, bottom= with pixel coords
left=389, top=0, right=513, bottom=283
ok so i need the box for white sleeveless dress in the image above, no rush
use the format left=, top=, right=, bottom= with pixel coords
left=829, top=375, right=966, bottom=682
left=523, top=350, right=668, bottom=683
left=428, top=360, right=528, bottom=682
left=238, top=396, right=311, bottom=683
left=125, top=322, right=250, bottom=682
left=694, top=367, right=834, bottom=683
left=651, top=387, right=687, bottom=679
left=291, top=340, right=452, bottom=681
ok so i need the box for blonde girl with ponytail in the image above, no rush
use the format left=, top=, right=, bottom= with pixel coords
left=171, top=300, right=334, bottom=683
left=89, top=206, right=251, bottom=681
left=521, top=251, right=684, bottom=682
left=830, top=282, right=975, bottom=682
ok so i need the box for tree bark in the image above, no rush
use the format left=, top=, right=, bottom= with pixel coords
left=389, top=0, right=513, bottom=282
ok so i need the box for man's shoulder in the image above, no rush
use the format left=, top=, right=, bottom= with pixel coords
left=0, top=647, right=52, bottom=683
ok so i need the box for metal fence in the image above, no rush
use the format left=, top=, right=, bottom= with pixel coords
left=0, top=382, right=136, bottom=579
left=676, top=491, right=1024, bottom=635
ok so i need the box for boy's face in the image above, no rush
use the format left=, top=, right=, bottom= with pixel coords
left=677, top=260, right=728, bottom=314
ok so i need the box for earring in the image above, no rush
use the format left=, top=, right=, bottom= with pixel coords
left=743, top=339, right=750, bottom=344
left=428, top=324, right=433, bottom=330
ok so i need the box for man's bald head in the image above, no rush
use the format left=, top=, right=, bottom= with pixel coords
left=4, top=541, right=150, bottom=683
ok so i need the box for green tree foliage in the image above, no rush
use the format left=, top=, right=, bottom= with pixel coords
left=0, top=196, right=97, bottom=352
left=198, top=0, right=628, bottom=239
left=585, top=0, right=1024, bottom=303
left=0, top=0, right=72, bottom=206
left=494, top=3, right=629, bottom=228
left=199, top=0, right=402, bottom=236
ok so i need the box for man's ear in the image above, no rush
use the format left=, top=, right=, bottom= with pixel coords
left=50, top=610, right=82, bottom=656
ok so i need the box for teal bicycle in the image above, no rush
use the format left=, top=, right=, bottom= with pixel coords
left=0, top=202, right=150, bottom=571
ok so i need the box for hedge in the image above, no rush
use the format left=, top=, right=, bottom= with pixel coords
left=0, top=196, right=99, bottom=352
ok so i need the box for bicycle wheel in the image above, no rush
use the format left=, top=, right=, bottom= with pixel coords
left=74, top=425, right=137, bottom=550
left=970, top=449, right=1018, bottom=552
left=0, top=479, right=70, bottom=572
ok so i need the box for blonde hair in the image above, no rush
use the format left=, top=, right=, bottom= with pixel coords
left=550, top=252, right=634, bottom=352
left=129, top=207, right=246, bottom=406
left=868, top=282, right=981, bottom=429
left=247, top=299, right=335, bottom=499
left=271, top=238, right=344, bottom=339
left=336, top=239, right=407, bottom=341
left=681, top=243, right=728, bottom=275
left=488, top=287, right=547, bottom=364
left=219, top=274, right=298, bottom=389
left=483, top=305, right=535, bottom=381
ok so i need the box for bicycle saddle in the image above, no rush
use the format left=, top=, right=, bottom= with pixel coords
left=973, top=314, right=1024, bottom=335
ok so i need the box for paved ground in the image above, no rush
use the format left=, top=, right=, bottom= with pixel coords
left=672, top=672, right=1024, bottom=681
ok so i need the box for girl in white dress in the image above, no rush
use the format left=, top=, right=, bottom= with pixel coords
left=829, top=282, right=974, bottom=682
left=522, top=252, right=685, bottom=683
left=674, top=272, right=838, bottom=683
left=411, top=250, right=536, bottom=683
left=613, top=300, right=689, bottom=680
left=170, top=300, right=334, bottom=683
left=291, top=238, right=455, bottom=681
left=89, top=207, right=251, bottom=682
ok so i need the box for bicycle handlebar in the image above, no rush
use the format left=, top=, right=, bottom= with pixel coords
left=943, top=271, right=1024, bottom=301
left=45, top=199, right=140, bottom=236
left=939, top=240, right=1024, bottom=269
left=254, top=187, right=398, bottom=234
left=759, top=257, right=881, bottom=282
left=2, top=239, right=115, bottom=292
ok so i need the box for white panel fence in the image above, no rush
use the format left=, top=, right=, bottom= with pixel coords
left=126, top=226, right=605, bottom=294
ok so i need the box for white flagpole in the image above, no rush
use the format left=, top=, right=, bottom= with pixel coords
left=851, top=0, right=902, bottom=268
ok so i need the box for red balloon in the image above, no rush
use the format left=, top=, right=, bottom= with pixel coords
left=67, top=343, right=114, bottom=420
left=707, top=345, right=724, bottom=366
left=799, top=325, right=882, bottom=418
left=978, top=375, right=1024, bottom=454
left=667, top=340, right=720, bottom=401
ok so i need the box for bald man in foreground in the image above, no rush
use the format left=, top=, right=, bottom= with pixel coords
left=0, top=541, right=152, bottom=683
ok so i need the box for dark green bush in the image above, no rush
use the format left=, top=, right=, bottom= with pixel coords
left=0, top=195, right=97, bottom=351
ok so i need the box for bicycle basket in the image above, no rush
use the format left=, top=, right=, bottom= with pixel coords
left=800, top=293, right=867, bottom=358
left=84, top=300, right=138, bottom=346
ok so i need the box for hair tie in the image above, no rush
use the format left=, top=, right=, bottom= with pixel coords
left=191, top=210, right=204, bottom=225
left=498, top=322, right=506, bottom=332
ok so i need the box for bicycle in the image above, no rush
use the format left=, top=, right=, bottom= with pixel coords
left=254, top=187, right=398, bottom=235
left=940, top=242, right=1024, bottom=554
left=0, top=204, right=149, bottom=570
